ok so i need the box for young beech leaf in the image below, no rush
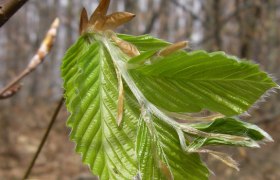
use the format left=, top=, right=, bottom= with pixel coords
left=62, top=35, right=209, bottom=179
left=62, top=32, right=277, bottom=179
left=62, top=1, right=278, bottom=179
left=128, top=49, right=277, bottom=116
left=62, top=39, right=140, bottom=179
left=188, top=117, right=273, bottom=150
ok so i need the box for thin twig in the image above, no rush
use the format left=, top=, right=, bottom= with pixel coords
left=142, top=11, right=159, bottom=34
left=169, top=0, right=201, bottom=21
left=197, top=2, right=255, bottom=45
left=23, top=96, right=64, bottom=179
left=0, top=84, right=22, bottom=99
left=0, top=18, right=60, bottom=99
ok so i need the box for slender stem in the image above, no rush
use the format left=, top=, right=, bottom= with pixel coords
left=23, top=97, right=64, bottom=179
left=0, top=18, right=59, bottom=98
left=0, top=70, right=28, bottom=95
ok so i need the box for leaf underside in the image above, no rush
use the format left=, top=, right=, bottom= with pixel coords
left=61, top=33, right=277, bottom=180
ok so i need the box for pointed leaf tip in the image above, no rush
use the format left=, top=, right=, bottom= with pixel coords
left=79, top=7, right=89, bottom=35
left=90, top=0, right=111, bottom=23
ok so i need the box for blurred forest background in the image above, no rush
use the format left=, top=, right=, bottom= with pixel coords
left=0, top=0, right=280, bottom=179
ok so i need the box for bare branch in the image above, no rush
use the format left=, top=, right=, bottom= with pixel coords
left=0, top=0, right=29, bottom=27
left=0, top=18, right=60, bottom=99
left=23, top=96, right=64, bottom=179
left=197, top=2, right=255, bottom=45
left=142, top=11, right=159, bottom=34
left=0, top=84, right=22, bottom=99
left=169, top=0, right=202, bottom=21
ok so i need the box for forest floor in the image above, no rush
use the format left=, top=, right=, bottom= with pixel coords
left=0, top=100, right=279, bottom=180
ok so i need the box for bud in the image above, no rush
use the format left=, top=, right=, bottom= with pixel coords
left=79, top=0, right=136, bottom=33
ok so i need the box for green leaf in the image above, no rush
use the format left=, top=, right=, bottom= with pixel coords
left=62, top=34, right=210, bottom=179
left=128, top=49, right=158, bottom=65
left=61, top=32, right=277, bottom=179
left=137, top=115, right=209, bottom=180
left=61, top=36, right=90, bottom=107
left=191, top=118, right=272, bottom=141
left=118, top=34, right=170, bottom=51
left=61, top=36, right=140, bottom=179
left=129, top=50, right=277, bottom=116
left=188, top=117, right=273, bottom=150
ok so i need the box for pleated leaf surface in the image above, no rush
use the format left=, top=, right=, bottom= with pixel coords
left=136, top=116, right=209, bottom=180
left=62, top=37, right=139, bottom=179
left=61, top=35, right=209, bottom=179
left=128, top=49, right=277, bottom=116
left=188, top=117, right=273, bottom=150
left=61, top=33, right=278, bottom=180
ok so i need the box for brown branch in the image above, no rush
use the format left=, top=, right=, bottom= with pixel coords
left=197, top=2, right=255, bottom=45
left=0, top=18, right=60, bottom=99
left=0, top=84, right=22, bottom=99
left=213, top=0, right=222, bottom=49
left=142, top=12, right=159, bottom=34
left=0, top=0, right=29, bottom=27
left=23, top=96, right=64, bottom=179
left=169, top=0, right=201, bottom=21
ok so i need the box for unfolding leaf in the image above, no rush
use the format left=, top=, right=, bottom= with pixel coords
left=188, top=117, right=273, bottom=150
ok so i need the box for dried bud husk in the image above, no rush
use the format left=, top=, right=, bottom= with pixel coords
left=103, top=12, right=136, bottom=30
left=159, top=161, right=173, bottom=180
left=90, top=0, right=110, bottom=24
left=111, top=35, right=140, bottom=57
left=158, top=41, right=188, bottom=56
left=79, top=8, right=89, bottom=35
left=80, top=0, right=136, bottom=33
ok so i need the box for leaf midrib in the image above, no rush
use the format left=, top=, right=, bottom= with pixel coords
left=99, top=46, right=137, bottom=179
left=98, top=45, right=107, bottom=178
